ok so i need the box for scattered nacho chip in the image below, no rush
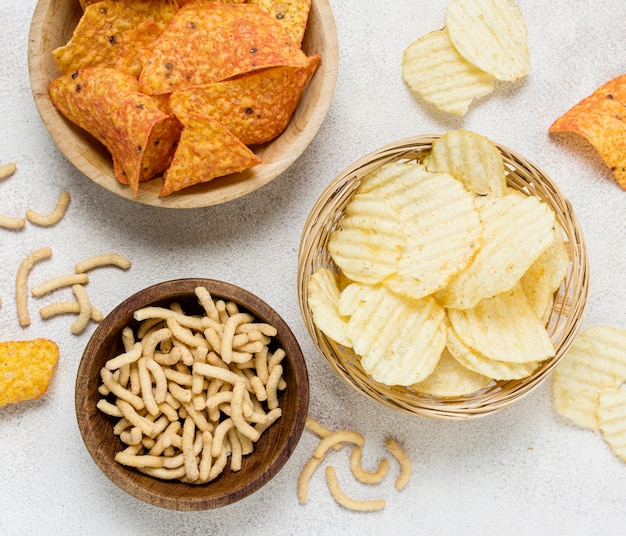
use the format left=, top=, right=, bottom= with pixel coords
left=53, top=0, right=178, bottom=75
left=49, top=67, right=182, bottom=195
left=425, top=129, right=507, bottom=196
left=308, top=268, right=352, bottom=348
left=549, top=74, right=626, bottom=190
left=553, top=326, right=626, bottom=431
left=139, top=1, right=309, bottom=95
left=170, top=55, right=320, bottom=145
left=401, top=28, right=495, bottom=116
left=446, top=0, right=530, bottom=82
left=159, top=115, right=261, bottom=196
left=339, top=283, right=446, bottom=386
left=411, top=349, right=491, bottom=397
left=248, top=0, right=312, bottom=45
left=0, top=339, right=59, bottom=407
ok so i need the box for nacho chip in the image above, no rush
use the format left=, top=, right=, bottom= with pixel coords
left=0, top=339, right=59, bottom=407
left=114, top=19, right=166, bottom=78
left=53, top=0, right=178, bottom=75
left=248, top=0, right=312, bottom=45
left=159, top=115, right=261, bottom=196
left=401, top=28, right=495, bottom=116
left=49, top=67, right=182, bottom=195
left=549, top=74, right=626, bottom=190
left=139, top=1, right=310, bottom=95
left=169, top=55, right=320, bottom=145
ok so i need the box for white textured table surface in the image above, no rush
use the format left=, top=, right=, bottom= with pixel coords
left=1, top=1, right=625, bottom=534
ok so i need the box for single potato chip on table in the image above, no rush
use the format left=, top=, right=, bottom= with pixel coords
left=598, top=388, right=626, bottom=463
left=401, top=28, right=495, bottom=116
left=445, top=0, right=530, bottom=82
left=549, top=73, right=626, bottom=190
left=0, top=339, right=59, bottom=407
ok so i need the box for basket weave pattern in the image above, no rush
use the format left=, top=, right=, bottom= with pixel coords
left=298, top=135, right=589, bottom=420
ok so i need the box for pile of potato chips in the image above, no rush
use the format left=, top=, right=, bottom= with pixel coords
left=401, top=0, right=530, bottom=115
left=308, top=130, right=569, bottom=397
left=48, top=0, right=318, bottom=196
left=549, top=73, right=626, bottom=191
left=553, top=326, right=626, bottom=463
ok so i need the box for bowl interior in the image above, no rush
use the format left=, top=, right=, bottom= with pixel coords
left=76, top=278, right=309, bottom=510
left=28, top=0, right=339, bottom=208
left=298, top=135, right=589, bottom=420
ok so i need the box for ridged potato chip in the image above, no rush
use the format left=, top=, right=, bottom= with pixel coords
left=553, top=326, right=626, bottom=431
left=425, top=129, right=506, bottom=196
left=328, top=193, right=405, bottom=285
left=411, top=349, right=491, bottom=397
left=401, top=28, right=495, bottom=116
left=438, top=192, right=556, bottom=309
left=339, top=283, right=446, bottom=386
left=447, top=284, right=555, bottom=364
left=598, top=388, right=626, bottom=462
left=446, top=323, right=540, bottom=381
left=445, top=0, right=530, bottom=82
left=520, top=225, right=569, bottom=322
left=308, top=268, right=352, bottom=348
left=371, top=164, right=482, bottom=299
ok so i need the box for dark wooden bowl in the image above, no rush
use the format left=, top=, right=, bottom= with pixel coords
left=75, top=278, right=309, bottom=510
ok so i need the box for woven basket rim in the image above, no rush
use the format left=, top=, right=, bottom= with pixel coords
left=298, top=134, right=589, bottom=420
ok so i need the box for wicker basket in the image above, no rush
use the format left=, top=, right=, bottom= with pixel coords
left=297, top=134, right=589, bottom=420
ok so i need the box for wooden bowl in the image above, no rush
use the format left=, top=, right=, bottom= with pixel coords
left=28, top=0, right=338, bottom=208
left=297, top=134, right=589, bottom=420
left=75, top=278, right=309, bottom=510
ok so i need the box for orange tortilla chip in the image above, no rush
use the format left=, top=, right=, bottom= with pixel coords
left=114, top=19, right=166, bottom=78
left=248, top=0, right=312, bottom=45
left=549, top=74, right=626, bottom=190
left=53, top=0, right=178, bottom=75
left=159, top=115, right=262, bottom=196
left=169, top=54, right=320, bottom=145
left=138, top=1, right=309, bottom=95
left=0, top=339, right=59, bottom=407
left=49, top=67, right=182, bottom=195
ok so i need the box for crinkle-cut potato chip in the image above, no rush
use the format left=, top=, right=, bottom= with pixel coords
left=411, top=349, right=491, bottom=397
left=138, top=1, right=310, bottom=95
left=401, top=28, right=495, bottom=116
left=549, top=74, right=626, bottom=190
left=446, top=322, right=541, bottom=381
left=328, top=193, right=405, bottom=286
left=49, top=67, right=182, bottom=196
left=553, top=326, right=626, bottom=431
left=371, top=165, right=482, bottom=300
left=447, top=284, right=555, bottom=365
left=0, top=339, right=59, bottom=407
left=159, top=115, right=261, bottom=196
left=114, top=19, right=166, bottom=78
left=308, top=268, right=352, bottom=348
left=598, top=388, right=626, bottom=462
left=338, top=283, right=446, bottom=386
left=53, top=0, right=178, bottom=75
left=169, top=55, right=320, bottom=145
left=520, top=225, right=569, bottom=322
left=446, top=0, right=530, bottom=82
left=437, top=192, right=556, bottom=309
left=425, top=129, right=507, bottom=197
left=248, top=0, right=312, bottom=46
left=358, top=161, right=418, bottom=196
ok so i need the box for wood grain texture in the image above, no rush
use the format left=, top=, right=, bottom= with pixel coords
left=28, top=0, right=338, bottom=208
left=75, top=278, right=309, bottom=510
